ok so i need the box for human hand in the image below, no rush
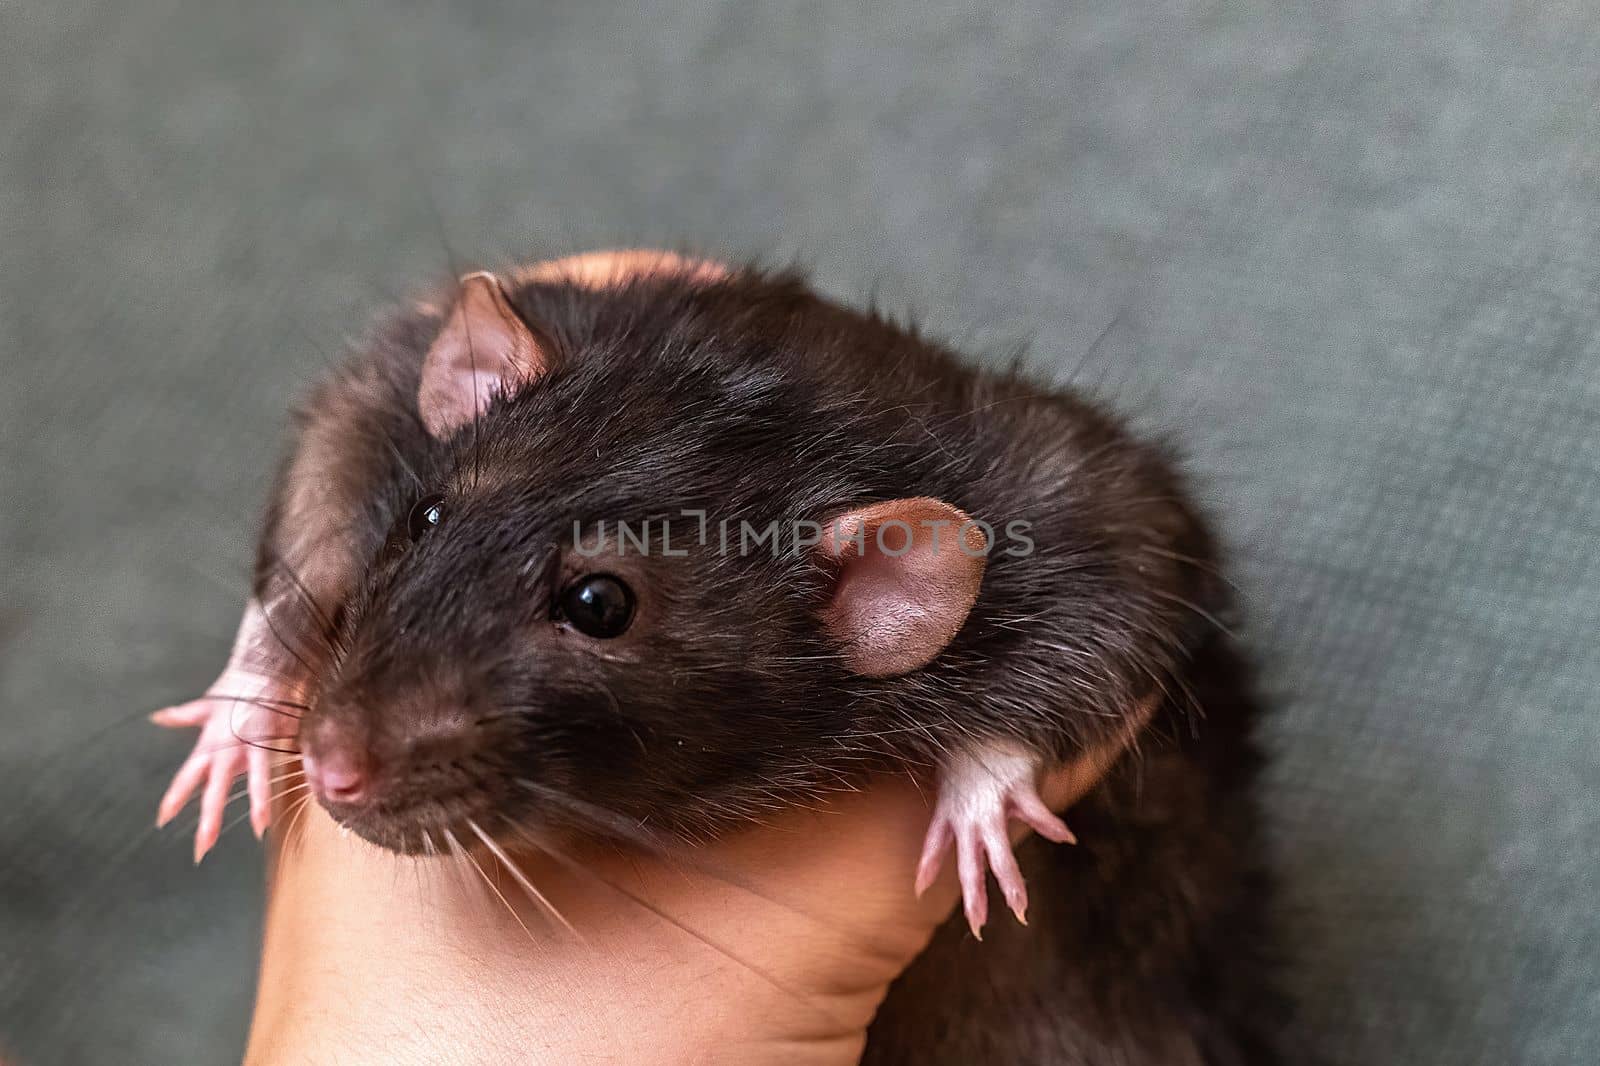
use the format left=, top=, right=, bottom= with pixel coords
left=246, top=746, right=1125, bottom=1065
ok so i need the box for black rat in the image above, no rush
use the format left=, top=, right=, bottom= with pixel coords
left=153, top=249, right=1284, bottom=1063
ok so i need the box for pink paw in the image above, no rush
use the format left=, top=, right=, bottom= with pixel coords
left=152, top=670, right=304, bottom=862
left=913, top=744, right=1076, bottom=939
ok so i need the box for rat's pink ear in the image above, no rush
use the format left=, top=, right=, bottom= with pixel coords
left=417, top=271, right=550, bottom=438
left=818, top=497, right=989, bottom=678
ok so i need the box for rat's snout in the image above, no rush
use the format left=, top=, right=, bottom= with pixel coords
left=302, top=742, right=371, bottom=806
left=301, top=714, right=380, bottom=811
left=301, top=686, right=493, bottom=852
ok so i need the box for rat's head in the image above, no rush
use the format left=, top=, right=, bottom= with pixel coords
left=301, top=263, right=992, bottom=854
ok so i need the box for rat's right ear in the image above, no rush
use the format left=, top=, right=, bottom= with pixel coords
left=417, top=271, right=550, bottom=438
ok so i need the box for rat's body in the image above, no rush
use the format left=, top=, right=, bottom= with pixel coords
left=155, top=252, right=1282, bottom=1063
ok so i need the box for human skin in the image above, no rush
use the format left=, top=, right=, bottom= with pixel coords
left=245, top=736, right=1137, bottom=1066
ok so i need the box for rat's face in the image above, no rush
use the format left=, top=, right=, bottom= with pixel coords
left=303, top=459, right=856, bottom=854
left=299, top=267, right=993, bottom=854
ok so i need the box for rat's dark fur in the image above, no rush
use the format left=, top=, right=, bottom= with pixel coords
left=251, top=265, right=1284, bottom=1063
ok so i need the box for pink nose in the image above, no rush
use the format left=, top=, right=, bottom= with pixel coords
left=306, top=749, right=371, bottom=806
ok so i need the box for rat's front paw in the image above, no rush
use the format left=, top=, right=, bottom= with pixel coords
left=152, top=672, right=305, bottom=862
left=913, top=742, right=1077, bottom=939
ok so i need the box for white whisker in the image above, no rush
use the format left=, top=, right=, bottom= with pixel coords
left=467, top=818, right=581, bottom=941
left=444, top=825, right=538, bottom=944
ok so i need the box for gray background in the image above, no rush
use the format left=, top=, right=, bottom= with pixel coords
left=2, top=1, right=1597, bottom=1063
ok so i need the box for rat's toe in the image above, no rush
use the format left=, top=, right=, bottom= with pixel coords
left=151, top=701, right=213, bottom=729
left=248, top=744, right=273, bottom=839
left=1011, top=787, right=1077, bottom=845
left=955, top=829, right=989, bottom=938
left=194, top=747, right=245, bottom=864
left=982, top=825, right=1029, bottom=924
left=157, top=749, right=211, bottom=828
left=914, top=813, right=953, bottom=897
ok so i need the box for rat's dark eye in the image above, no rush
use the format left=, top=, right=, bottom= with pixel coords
left=407, top=494, right=446, bottom=541
left=558, top=573, right=635, bottom=638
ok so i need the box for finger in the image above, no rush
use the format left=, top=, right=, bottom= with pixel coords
left=157, top=751, right=211, bottom=828
left=194, top=752, right=237, bottom=864
left=248, top=745, right=272, bottom=839
left=914, top=815, right=953, bottom=897
left=982, top=825, right=1028, bottom=925
left=956, top=829, right=988, bottom=940
left=1011, top=789, right=1077, bottom=844
left=151, top=702, right=213, bottom=729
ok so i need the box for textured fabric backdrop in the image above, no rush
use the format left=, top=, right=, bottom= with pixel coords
left=2, top=2, right=1596, bottom=1063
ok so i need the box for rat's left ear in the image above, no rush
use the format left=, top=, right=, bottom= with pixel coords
left=417, top=271, right=550, bottom=438
left=817, top=497, right=988, bottom=678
